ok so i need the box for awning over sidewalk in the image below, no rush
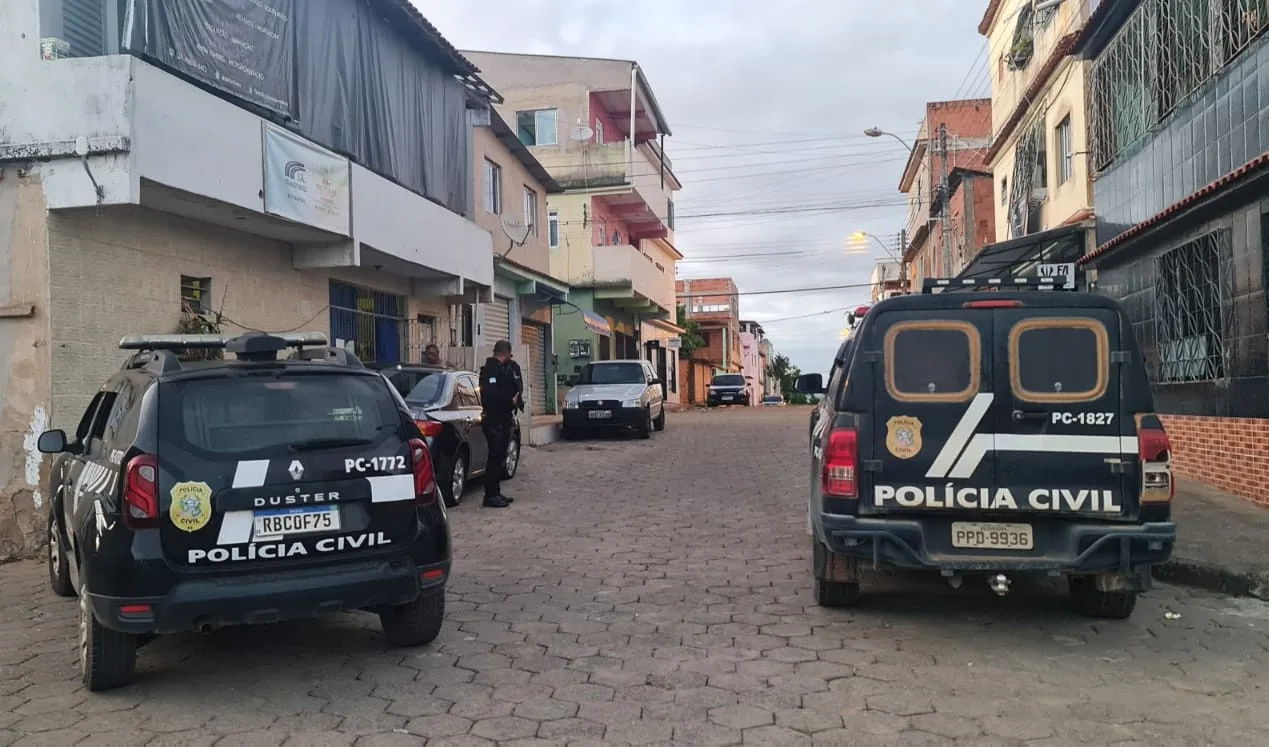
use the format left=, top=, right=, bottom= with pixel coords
left=956, top=223, right=1090, bottom=286
left=493, top=257, right=570, bottom=302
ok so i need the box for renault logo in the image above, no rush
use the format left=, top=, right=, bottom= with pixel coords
left=288, top=460, right=304, bottom=481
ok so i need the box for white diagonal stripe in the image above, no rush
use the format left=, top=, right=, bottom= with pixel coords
left=217, top=510, right=254, bottom=545
left=232, top=460, right=270, bottom=488
left=925, top=393, right=995, bottom=479
left=948, top=434, right=1140, bottom=479
left=368, top=474, right=415, bottom=503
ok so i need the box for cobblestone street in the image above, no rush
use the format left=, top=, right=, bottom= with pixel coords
left=2, top=407, right=1268, bottom=745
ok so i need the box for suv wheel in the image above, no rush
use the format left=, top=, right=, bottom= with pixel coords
left=504, top=433, right=520, bottom=480
left=653, top=406, right=666, bottom=431
left=1069, top=576, right=1137, bottom=619
left=48, top=511, right=74, bottom=598
left=812, top=538, right=861, bottom=608
left=439, top=450, right=467, bottom=508
left=815, top=577, right=861, bottom=608
left=79, top=580, right=137, bottom=691
left=637, top=407, right=652, bottom=439
left=380, top=590, right=445, bottom=647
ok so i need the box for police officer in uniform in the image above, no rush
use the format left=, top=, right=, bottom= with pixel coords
left=479, top=339, right=519, bottom=508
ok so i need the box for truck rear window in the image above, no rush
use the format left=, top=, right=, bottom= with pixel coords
left=1010, top=318, right=1109, bottom=402
left=162, top=374, right=400, bottom=455
left=885, top=321, right=980, bottom=402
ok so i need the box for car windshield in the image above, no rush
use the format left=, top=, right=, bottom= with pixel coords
left=580, top=362, right=645, bottom=385
left=161, top=373, right=399, bottom=456
left=713, top=375, right=745, bottom=387
left=763, top=395, right=781, bottom=402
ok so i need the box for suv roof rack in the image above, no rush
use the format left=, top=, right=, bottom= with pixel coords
left=286, top=346, right=365, bottom=368
left=921, top=276, right=1067, bottom=294
left=118, top=331, right=332, bottom=366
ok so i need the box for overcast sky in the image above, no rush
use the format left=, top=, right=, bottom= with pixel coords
left=419, top=0, right=987, bottom=375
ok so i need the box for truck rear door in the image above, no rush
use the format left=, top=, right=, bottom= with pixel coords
left=987, top=306, right=1132, bottom=525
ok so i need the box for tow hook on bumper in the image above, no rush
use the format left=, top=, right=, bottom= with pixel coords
left=988, top=573, right=1011, bottom=596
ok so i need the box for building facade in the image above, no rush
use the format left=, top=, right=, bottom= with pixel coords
left=1076, top=0, right=1269, bottom=508
left=870, top=260, right=906, bottom=302
left=461, top=51, right=684, bottom=407
left=897, top=99, right=994, bottom=287
left=739, top=320, right=767, bottom=406
left=472, top=108, right=570, bottom=414
left=0, top=0, right=497, bottom=559
left=962, top=0, right=1097, bottom=284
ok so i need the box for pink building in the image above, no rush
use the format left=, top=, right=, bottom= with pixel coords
left=739, top=321, right=766, bottom=406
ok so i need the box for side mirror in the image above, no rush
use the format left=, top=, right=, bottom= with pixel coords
left=649, top=378, right=661, bottom=386
left=37, top=429, right=69, bottom=454
left=794, top=373, right=825, bottom=395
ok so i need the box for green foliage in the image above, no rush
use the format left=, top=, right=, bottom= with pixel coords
left=766, top=353, right=809, bottom=403
left=675, top=305, right=705, bottom=358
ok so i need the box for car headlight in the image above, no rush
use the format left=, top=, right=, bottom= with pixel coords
left=622, top=399, right=640, bottom=408
left=565, top=397, right=579, bottom=409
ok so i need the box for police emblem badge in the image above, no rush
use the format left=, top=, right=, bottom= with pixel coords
left=169, top=481, right=213, bottom=532
left=885, top=416, right=923, bottom=459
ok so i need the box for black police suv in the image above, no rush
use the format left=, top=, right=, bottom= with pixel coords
left=39, top=332, right=450, bottom=691
left=372, top=363, right=522, bottom=507
left=797, top=277, right=1176, bottom=619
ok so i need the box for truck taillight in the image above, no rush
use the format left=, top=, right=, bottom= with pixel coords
left=123, top=454, right=160, bottom=528
left=408, top=438, right=437, bottom=505
left=821, top=427, right=859, bottom=498
left=1138, top=424, right=1173, bottom=503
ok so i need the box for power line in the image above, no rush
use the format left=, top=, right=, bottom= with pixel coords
left=675, top=280, right=877, bottom=300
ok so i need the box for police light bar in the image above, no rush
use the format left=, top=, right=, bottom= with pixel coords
left=921, top=276, right=1064, bottom=294
left=118, top=331, right=328, bottom=351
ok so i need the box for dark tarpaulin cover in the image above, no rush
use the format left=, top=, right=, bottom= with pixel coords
left=125, top=0, right=471, bottom=217
left=124, top=0, right=295, bottom=117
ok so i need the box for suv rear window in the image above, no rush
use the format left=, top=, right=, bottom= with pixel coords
left=163, top=373, right=401, bottom=455
left=712, top=375, right=745, bottom=387
left=1010, top=318, right=1109, bottom=402
left=885, top=321, right=980, bottom=402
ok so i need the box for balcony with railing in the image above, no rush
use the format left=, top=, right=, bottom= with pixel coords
left=590, top=243, right=675, bottom=316
left=534, top=139, right=678, bottom=239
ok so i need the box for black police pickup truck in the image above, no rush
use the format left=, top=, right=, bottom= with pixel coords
left=39, top=332, right=450, bottom=690
left=797, top=277, right=1176, bottom=619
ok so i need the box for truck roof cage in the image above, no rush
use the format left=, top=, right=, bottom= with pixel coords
left=921, top=276, right=1068, bottom=294
left=118, top=331, right=332, bottom=368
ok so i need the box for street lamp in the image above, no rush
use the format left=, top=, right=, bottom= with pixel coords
left=864, top=127, right=914, bottom=153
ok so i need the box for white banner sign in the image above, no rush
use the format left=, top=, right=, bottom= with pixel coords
left=1037, top=262, right=1076, bottom=289
left=263, top=123, right=351, bottom=236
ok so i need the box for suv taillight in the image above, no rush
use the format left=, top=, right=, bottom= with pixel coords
left=408, top=438, right=438, bottom=505
left=821, top=427, right=859, bottom=498
left=123, top=454, right=160, bottom=528
left=1138, top=423, right=1173, bottom=503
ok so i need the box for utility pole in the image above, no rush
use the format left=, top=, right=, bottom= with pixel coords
left=897, top=228, right=909, bottom=293
left=937, top=124, right=953, bottom=278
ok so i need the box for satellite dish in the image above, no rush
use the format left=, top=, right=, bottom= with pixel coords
left=501, top=214, right=531, bottom=246
left=570, top=123, right=595, bottom=142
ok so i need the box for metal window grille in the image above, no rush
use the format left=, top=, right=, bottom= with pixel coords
left=328, top=281, right=408, bottom=364
left=1090, top=0, right=1269, bottom=171
left=1006, top=119, right=1045, bottom=239
left=1153, top=230, right=1235, bottom=383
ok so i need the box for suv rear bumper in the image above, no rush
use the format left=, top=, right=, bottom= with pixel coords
left=89, top=558, right=448, bottom=635
left=818, top=513, right=1175, bottom=574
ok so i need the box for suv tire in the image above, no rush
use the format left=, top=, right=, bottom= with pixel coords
left=48, top=510, right=74, bottom=598
left=380, top=590, right=445, bottom=647
left=79, top=580, right=137, bottom=691
left=1069, top=576, right=1137, bottom=619
left=815, top=577, right=861, bottom=608
left=653, top=407, right=666, bottom=431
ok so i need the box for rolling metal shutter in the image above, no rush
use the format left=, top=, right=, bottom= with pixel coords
left=64, top=0, right=106, bottom=58
left=484, top=297, right=512, bottom=346
left=522, top=322, right=549, bottom=415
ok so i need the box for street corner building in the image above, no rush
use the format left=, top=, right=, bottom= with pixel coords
left=0, top=0, right=504, bottom=559
left=1072, top=0, right=1269, bottom=508
left=461, top=51, right=686, bottom=408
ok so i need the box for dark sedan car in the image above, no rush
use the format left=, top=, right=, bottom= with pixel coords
left=372, top=363, right=521, bottom=507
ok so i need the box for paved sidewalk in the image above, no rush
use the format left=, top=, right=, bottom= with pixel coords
left=1161, top=478, right=1269, bottom=600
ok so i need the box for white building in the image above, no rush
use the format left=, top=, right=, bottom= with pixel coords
left=0, top=0, right=498, bottom=560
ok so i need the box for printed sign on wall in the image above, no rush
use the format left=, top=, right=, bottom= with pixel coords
left=263, top=123, right=352, bottom=236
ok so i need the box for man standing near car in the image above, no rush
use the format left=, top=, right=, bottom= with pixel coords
left=479, top=339, right=519, bottom=508
left=508, top=351, right=525, bottom=413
